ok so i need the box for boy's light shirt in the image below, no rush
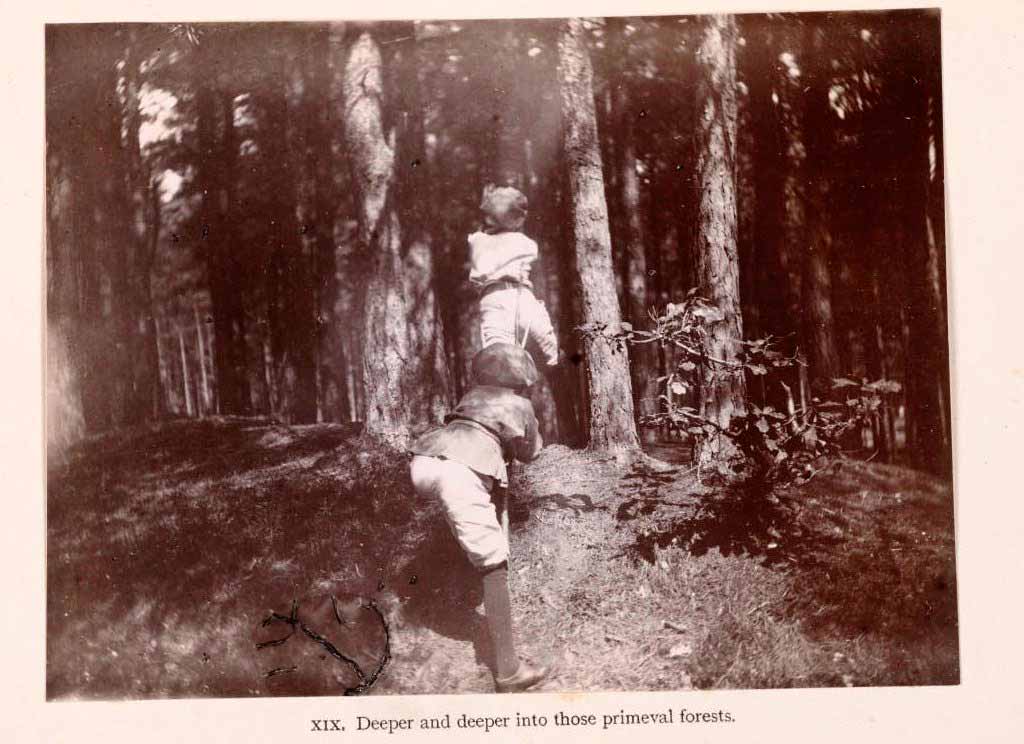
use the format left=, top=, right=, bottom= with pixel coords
left=468, top=231, right=538, bottom=288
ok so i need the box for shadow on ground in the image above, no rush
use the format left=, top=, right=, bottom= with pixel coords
left=47, top=422, right=959, bottom=697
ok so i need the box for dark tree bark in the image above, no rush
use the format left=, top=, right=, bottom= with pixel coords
left=800, top=20, right=841, bottom=388
left=300, top=25, right=348, bottom=423
left=342, top=27, right=449, bottom=445
left=898, top=11, right=950, bottom=475
left=745, top=18, right=800, bottom=410
left=692, top=15, right=746, bottom=461
left=393, top=28, right=454, bottom=431
left=608, top=19, right=658, bottom=440
left=194, top=35, right=250, bottom=415
left=263, top=33, right=318, bottom=424
left=118, top=35, right=163, bottom=423
left=45, top=26, right=106, bottom=440
left=557, top=18, right=638, bottom=452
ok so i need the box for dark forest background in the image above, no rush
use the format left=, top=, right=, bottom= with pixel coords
left=44, top=11, right=950, bottom=476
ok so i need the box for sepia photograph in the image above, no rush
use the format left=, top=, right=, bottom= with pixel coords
left=44, top=9, right=957, bottom=701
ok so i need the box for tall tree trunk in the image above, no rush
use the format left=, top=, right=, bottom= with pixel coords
left=864, top=261, right=893, bottom=462
left=611, top=59, right=658, bottom=440
left=114, top=32, right=164, bottom=426
left=154, top=316, right=169, bottom=414
left=342, top=27, right=448, bottom=446
left=45, top=26, right=93, bottom=450
left=194, top=304, right=210, bottom=416
left=141, top=180, right=165, bottom=419
left=800, top=21, right=840, bottom=388
left=526, top=203, right=568, bottom=445
left=692, top=15, right=746, bottom=462
left=746, top=18, right=799, bottom=411
left=264, top=35, right=318, bottom=424
left=557, top=18, right=638, bottom=452
left=95, top=32, right=135, bottom=428
left=178, top=324, right=194, bottom=417
left=301, top=26, right=347, bottom=424
left=394, top=30, right=454, bottom=430
left=606, top=17, right=655, bottom=440
left=900, top=12, right=950, bottom=475
left=194, top=42, right=250, bottom=415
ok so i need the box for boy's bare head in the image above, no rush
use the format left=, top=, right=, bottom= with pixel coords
left=480, top=185, right=528, bottom=233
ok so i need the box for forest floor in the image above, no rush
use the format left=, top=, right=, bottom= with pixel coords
left=46, top=417, right=959, bottom=699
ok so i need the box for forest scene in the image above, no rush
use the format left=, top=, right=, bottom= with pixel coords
left=45, top=10, right=956, bottom=699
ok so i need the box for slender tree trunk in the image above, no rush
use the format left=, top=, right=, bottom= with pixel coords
left=114, top=35, right=163, bottom=425
left=141, top=181, right=165, bottom=419
left=800, top=21, right=840, bottom=388
left=860, top=254, right=890, bottom=460
left=609, top=22, right=657, bottom=441
left=95, top=34, right=135, bottom=428
left=262, top=336, right=277, bottom=414
left=263, top=40, right=318, bottom=424
left=301, top=26, right=346, bottom=424
left=194, top=304, right=210, bottom=416
left=178, top=325, right=194, bottom=417
left=692, top=15, right=746, bottom=462
left=396, top=31, right=454, bottom=429
left=194, top=44, right=250, bottom=415
left=901, top=12, right=950, bottom=475
left=557, top=18, right=638, bottom=452
left=747, top=19, right=799, bottom=412
left=154, top=315, right=169, bottom=414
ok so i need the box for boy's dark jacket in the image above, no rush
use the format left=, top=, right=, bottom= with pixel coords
left=409, top=344, right=542, bottom=483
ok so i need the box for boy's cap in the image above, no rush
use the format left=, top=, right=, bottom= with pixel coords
left=480, top=185, right=528, bottom=232
left=471, top=343, right=538, bottom=389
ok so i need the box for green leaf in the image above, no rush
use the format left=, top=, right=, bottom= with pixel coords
left=747, top=363, right=768, bottom=376
left=670, top=381, right=688, bottom=395
left=620, top=321, right=633, bottom=332
left=755, top=417, right=770, bottom=433
left=680, top=361, right=697, bottom=372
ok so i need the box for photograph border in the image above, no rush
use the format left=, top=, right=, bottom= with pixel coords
left=6, top=0, right=1024, bottom=741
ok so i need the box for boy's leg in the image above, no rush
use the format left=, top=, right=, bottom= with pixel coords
left=411, top=456, right=546, bottom=691
left=425, top=458, right=510, bottom=574
left=479, top=290, right=518, bottom=348
left=480, top=562, right=518, bottom=679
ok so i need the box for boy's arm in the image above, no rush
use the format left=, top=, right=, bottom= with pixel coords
left=527, top=296, right=560, bottom=367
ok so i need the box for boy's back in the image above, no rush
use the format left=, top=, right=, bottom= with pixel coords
left=468, top=230, right=538, bottom=288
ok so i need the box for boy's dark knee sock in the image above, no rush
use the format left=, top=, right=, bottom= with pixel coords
left=481, top=562, right=518, bottom=679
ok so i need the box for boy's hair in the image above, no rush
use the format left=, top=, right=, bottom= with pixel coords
left=480, top=185, right=528, bottom=233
